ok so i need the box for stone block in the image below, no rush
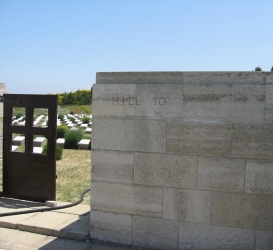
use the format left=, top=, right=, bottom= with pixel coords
left=134, top=152, right=197, bottom=188
left=265, top=85, right=273, bottom=123
left=96, top=71, right=183, bottom=84
left=167, top=121, right=232, bottom=157
left=245, top=159, right=273, bottom=195
left=90, top=210, right=132, bottom=245
left=133, top=216, right=179, bottom=250
left=33, top=137, right=46, bottom=147
left=53, top=213, right=90, bottom=240
left=41, top=121, right=47, bottom=127
left=135, top=84, right=184, bottom=119
left=256, top=230, right=273, bottom=250
left=231, top=124, right=273, bottom=160
left=56, top=138, right=65, bottom=148
left=33, top=147, right=43, bottom=154
left=12, top=136, right=25, bottom=146
left=163, top=188, right=212, bottom=224
left=12, top=120, right=18, bottom=125
left=67, top=123, right=74, bottom=128
left=91, top=149, right=134, bottom=183
left=179, top=222, right=255, bottom=250
left=17, top=211, right=77, bottom=236
left=229, top=83, right=265, bottom=124
left=91, top=181, right=163, bottom=217
left=92, top=119, right=166, bottom=153
left=183, top=71, right=266, bottom=84
left=35, top=115, right=44, bottom=121
left=183, top=82, right=232, bottom=123
left=183, top=82, right=265, bottom=124
left=85, top=127, right=92, bottom=134
left=212, top=192, right=273, bottom=230
left=33, top=120, right=39, bottom=126
left=77, top=139, right=90, bottom=150
left=266, top=72, right=273, bottom=84
left=80, top=123, right=88, bottom=128
left=197, top=156, right=245, bottom=192
left=92, top=84, right=136, bottom=118
left=45, top=201, right=57, bottom=207
left=0, top=212, right=41, bottom=230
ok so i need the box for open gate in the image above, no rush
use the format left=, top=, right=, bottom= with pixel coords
left=2, top=94, right=57, bottom=202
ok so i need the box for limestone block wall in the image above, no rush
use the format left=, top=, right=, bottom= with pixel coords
left=0, top=83, right=7, bottom=191
left=90, top=72, right=273, bottom=250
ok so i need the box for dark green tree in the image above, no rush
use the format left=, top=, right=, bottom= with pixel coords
left=271, top=66, right=273, bottom=71
left=255, top=67, right=262, bottom=71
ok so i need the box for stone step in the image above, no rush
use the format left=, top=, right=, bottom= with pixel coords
left=0, top=197, right=90, bottom=241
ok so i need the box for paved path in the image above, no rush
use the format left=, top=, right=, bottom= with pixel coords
left=0, top=197, right=91, bottom=241
left=0, top=197, right=141, bottom=250
left=0, top=227, right=134, bottom=250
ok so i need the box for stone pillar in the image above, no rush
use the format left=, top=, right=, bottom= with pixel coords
left=90, top=72, right=273, bottom=250
left=0, top=83, right=7, bottom=191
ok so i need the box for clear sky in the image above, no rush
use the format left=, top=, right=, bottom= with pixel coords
left=0, top=0, right=272, bottom=94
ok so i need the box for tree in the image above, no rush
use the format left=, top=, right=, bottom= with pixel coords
left=271, top=66, right=273, bottom=71
left=255, top=67, right=262, bottom=71
left=59, top=90, right=92, bottom=105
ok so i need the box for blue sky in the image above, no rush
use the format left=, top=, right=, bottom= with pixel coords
left=0, top=0, right=272, bottom=94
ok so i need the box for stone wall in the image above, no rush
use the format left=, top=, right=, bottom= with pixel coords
left=0, top=83, right=7, bottom=191
left=90, top=72, right=273, bottom=250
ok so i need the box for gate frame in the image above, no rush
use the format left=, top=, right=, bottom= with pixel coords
left=2, top=94, right=57, bottom=202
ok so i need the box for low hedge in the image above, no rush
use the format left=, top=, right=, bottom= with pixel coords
left=57, top=125, right=69, bottom=139
left=64, top=129, right=83, bottom=149
left=42, top=144, right=63, bottom=161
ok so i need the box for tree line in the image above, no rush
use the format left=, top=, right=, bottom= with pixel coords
left=57, top=89, right=92, bottom=105
left=255, top=66, right=273, bottom=71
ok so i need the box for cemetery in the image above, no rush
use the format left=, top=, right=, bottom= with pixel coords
left=11, top=112, right=92, bottom=153
left=0, top=71, right=273, bottom=249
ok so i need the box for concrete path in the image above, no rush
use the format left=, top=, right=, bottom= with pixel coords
left=0, top=197, right=140, bottom=250
left=0, top=197, right=90, bottom=241
left=0, top=227, right=134, bottom=250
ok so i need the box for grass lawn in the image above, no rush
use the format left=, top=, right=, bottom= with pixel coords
left=56, top=149, right=91, bottom=205
left=58, top=105, right=92, bottom=115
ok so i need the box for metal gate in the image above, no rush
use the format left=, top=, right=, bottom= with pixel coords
left=2, top=94, right=57, bottom=202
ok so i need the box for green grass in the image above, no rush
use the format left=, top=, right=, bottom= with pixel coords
left=33, top=108, right=48, bottom=116
left=57, top=105, right=70, bottom=115
left=13, top=105, right=92, bottom=117
left=56, top=149, right=91, bottom=205
left=13, top=108, right=49, bottom=117
left=60, top=105, right=92, bottom=114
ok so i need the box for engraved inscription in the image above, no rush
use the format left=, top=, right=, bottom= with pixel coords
left=112, top=97, right=141, bottom=105
left=154, top=97, right=166, bottom=106
left=112, top=97, right=167, bottom=106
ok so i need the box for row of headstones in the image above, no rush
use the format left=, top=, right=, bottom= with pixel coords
left=11, top=114, right=92, bottom=130
left=58, top=114, right=92, bottom=133
left=11, top=146, right=45, bottom=154
left=11, top=136, right=91, bottom=152
left=56, top=138, right=91, bottom=150
left=12, top=114, right=47, bottom=127
left=59, top=114, right=92, bottom=129
left=12, top=136, right=47, bottom=154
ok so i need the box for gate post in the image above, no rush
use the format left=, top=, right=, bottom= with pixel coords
left=0, top=83, right=7, bottom=191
